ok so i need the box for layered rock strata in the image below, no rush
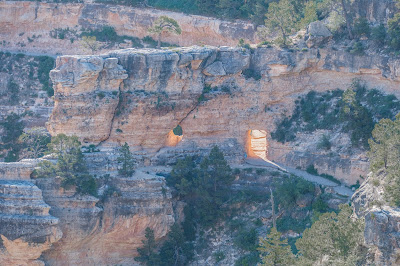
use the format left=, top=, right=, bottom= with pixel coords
left=0, top=156, right=174, bottom=265
left=48, top=46, right=400, bottom=184
left=0, top=1, right=258, bottom=55
left=35, top=171, right=174, bottom=265
left=0, top=180, right=61, bottom=266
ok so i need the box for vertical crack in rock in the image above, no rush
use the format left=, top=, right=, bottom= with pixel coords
left=96, top=83, right=124, bottom=147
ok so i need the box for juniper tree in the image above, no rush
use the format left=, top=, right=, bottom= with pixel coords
left=148, top=16, right=181, bottom=48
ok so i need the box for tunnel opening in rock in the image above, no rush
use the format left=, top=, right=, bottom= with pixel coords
left=246, top=130, right=268, bottom=160
left=166, top=125, right=183, bottom=147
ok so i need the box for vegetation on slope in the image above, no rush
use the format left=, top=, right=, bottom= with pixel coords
left=33, top=134, right=98, bottom=196
left=272, top=80, right=400, bottom=149
left=135, top=146, right=348, bottom=265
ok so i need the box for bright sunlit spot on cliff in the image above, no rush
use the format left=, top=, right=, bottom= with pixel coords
left=165, top=125, right=183, bottom=147
left=246, top=129, right=268, bottom=161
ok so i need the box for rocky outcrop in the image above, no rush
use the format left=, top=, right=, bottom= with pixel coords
left=305, top=21, right=332, bottom=48
left=0, top=180, right=61, bottom=266
left=48, top=56, right=127, bottom=143
left=364, top=207, right=400, bottom=265
left=0, top=1, right=258, bottom=55
left=35, top=169, right=174, bottom=265
left=0, top=150, right=174, bottom=265
left=48, top=46, right=400, bottom=184
left=353, top=0, right=397, bottom=24
left=352, top=172, right=400, bottom=265
left=0, top=159, right=40, bottom=180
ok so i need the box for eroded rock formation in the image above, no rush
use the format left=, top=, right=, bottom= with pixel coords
left=0, top=1, right=258, bottom=55
left=0, top=179, right=61, bottom=266
left=352, top=173, right=400, bottom=265
left=0, top=159, right=174, bottom=265
left=48, top=46, right=400, bottom=184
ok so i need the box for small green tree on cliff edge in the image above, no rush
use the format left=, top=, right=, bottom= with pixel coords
left=148, top=16, right=181, bottom=48
left=117, top=142, right=136, bottom=177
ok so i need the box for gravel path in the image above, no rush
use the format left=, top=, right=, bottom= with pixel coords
left=243, top=158, right=354, bottom=197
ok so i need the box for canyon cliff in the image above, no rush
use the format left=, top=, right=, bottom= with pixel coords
left=1, top=0, right=400, bottom=265
left=0, top=1, right=258, bottom=55
left=48, top=46, right=400, bottom=184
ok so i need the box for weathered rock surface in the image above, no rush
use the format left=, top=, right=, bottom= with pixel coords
left=352, top=171, right=400, bottom=265
left=0, top=180, right=61, bottom=266
left=0, top=1, right=258, bottom=55
left=0, top=152, right=174, bottom=265
left=0, top=159, right=40, bottom=180
left=49, top=46, right=400, bottom=184
left=364, top=207, right=400, bottom=265
left=35, top=170, right=174, bottom=265
left=305, top=21, right=332, bottom=48
left=48, top=56, right=127, bottom=143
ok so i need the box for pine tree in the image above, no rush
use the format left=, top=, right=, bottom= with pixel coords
left=117, top=142, right=136, bottom=177
left=369, top=114, right=400, bottom=205
left=135, top=227, right=160, bottom=266
left=34, top=134, right=97, bottom=196
left=258, top=227, right=295, bottom=266
left=295, top=204, right=364, bottom=265
left=264, top=0, right=300, bottom=46
left=158, top=224, right=194, bottom=266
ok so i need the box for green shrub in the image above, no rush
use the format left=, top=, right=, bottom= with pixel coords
left=277, top=215, right=311, bottom=233
left=272, top=83, right=400, bottom=149
left=317, top=134, right=331, bottom=150
left=97, top=92, right=105, bottom=99
left=371, top=24, right=386, bottom=46
left=35, top=55, right=55, bottom=96
left=7, top=79, right=19, bottom=105
left=349, top=41, right=365, bottom=55
left=306, top=164, right=318, bottom=175
left=312, top=197, right=329, bottom=213
left=33, top=134, right=97, bottom=196
left=0, top=113, right=24, bottom=162
left=388, top=14, right=400, bottom=51
left=234, top=228, right=258, bottom=252
left=242, top=68, right=261, bottom=80
left=168, top=146, right=233, bottom=227
left=275, top=175, right=314, bottom=209
left=353, top=17, right=370, bottom=38
left=117, top=142, right=136, bottom=177
left=173, top=125, right=183, bottom=136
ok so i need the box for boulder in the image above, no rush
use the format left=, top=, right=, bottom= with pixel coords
left=305, top=21, right=332, bottom=48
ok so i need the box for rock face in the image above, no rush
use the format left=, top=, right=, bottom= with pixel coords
left=35, top=170, right=174, bottom=265
left=0, top=180, right=62, bottom=266
left=353, top=0, right=397, bottom=24
left=0, top=1, right=258, bottom=55
left=0, top=154, right=174, bottom=265
left=305, top=21, right=332, bottom=48
left=364, top=207, right=400, bottom=265
left=48, top=56, right=128, bottom=143
left=49, top=46, right=400, bottom=184
left=352, top=172, right=400, bottom=265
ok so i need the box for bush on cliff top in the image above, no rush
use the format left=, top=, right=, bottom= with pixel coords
left=33, top=134, right=97, bottom=196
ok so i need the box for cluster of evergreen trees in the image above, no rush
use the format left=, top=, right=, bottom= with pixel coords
left=136, top=146, right=235, bottom=265
left=32, top=134, right=136, bottom=196
left=259, top=204, right=364, bottom=265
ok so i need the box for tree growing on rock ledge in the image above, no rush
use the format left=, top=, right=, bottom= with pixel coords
left=33, top=134, right=97, bottom=196
left=148, top=16, right=182, bottom=48
left=117, top=142, right=136, bottom=177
